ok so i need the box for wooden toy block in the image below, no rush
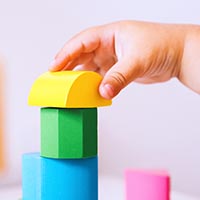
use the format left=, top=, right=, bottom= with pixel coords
left=28, top=71, right=112, bottom=108
left=41, top=107, right=97, bottom=159
left=125, top=169, right=170, bottom=200
left=22, top=153, right=98, bottom=200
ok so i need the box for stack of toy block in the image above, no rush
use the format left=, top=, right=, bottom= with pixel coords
left=22, top=71, right=111, bottom=200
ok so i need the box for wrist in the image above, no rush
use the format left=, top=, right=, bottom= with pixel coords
left=179, top=24, right=200, bottom=94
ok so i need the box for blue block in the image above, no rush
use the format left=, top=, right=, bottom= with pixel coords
left=22, top=153, right=98, bottom=200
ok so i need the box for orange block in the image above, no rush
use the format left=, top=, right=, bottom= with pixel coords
left=0, top=62, right=5, bottom=171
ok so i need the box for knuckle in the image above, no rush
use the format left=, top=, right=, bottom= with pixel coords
left=110, top=71, right=127, bottom=87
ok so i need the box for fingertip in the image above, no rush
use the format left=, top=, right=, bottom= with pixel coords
left=48, top=59, right=57, bottom=71
left=99, top=83, right=115, bottom=100
left=48, top=67, right=57, bottom=72
left=48, top=59, right=63, bottom=72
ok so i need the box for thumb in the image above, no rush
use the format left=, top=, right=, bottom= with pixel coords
left=99, top=58, right=141, bottom=99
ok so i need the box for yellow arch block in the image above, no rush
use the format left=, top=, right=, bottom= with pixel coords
left=28, top=71, right=112, bottom=108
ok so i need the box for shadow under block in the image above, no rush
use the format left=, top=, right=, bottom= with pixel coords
left=28, top=71, right=112, bottom=108
left=125, top=169, right=170, bottom=200
left=41, top=107, right=97, bottom=158
left=22, top=153, right=98, bottom=200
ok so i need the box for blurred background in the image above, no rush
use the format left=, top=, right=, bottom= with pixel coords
left=0, top=0, right=200, bottom=198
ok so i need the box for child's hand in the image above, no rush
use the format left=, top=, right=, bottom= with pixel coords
left=50, top=20, right=199, bottom=99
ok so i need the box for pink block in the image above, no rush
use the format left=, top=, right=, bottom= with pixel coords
left=125, top=169, right=170, bottom=200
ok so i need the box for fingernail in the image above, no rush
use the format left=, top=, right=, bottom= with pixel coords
left=49, top=59, right=57, bottom=71
left=100, top=84, right=114, bottom=99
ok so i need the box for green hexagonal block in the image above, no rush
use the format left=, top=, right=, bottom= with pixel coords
left=41, top=107, right=97, bottom=159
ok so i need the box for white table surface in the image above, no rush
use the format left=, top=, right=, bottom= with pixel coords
left=0, top=176, right=199, bottom=200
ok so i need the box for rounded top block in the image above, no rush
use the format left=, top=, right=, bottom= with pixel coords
left=28, top=71, right=112, bottom=108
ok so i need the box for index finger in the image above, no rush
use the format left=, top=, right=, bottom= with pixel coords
left=49, top=28, right=101, bottom=71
